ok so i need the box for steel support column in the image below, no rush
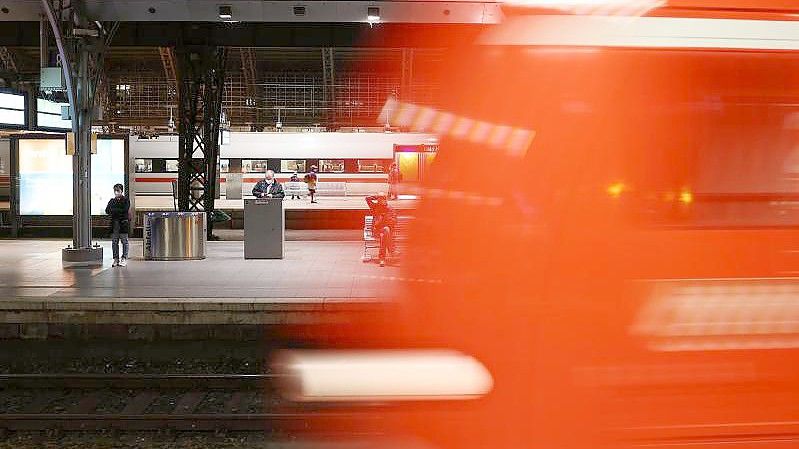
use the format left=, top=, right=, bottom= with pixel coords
left=41, top=0, right=117, bottom=267
left=400, top=48, right=414, bottom=101
left=239, top=47, right=260, bottom=131
left=322, top=47, right=335, bottom=123
left=175, top=46, right=227, bottom=240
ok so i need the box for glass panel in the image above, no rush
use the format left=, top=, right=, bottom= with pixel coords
left=422, top=153, right=436, bottom=174
left=165, top=159, right=179, bottom=172
left=281, top=159, right=306, bottom=173
left=319, top=159, right=345, bottom=173
left=243, top=159, right=268, bottom=173
left=18, top=138, right=124, bottom=215
left=357, top=159, right=388, bottom=173
left=92, top=139, right=126, bottom=215
left=135, top=159, right=153, bottom=173
left=397, top=153, right=419, bottom=182
left=18, top=139, right=72, bottom=215
left=623, top=102, right=799, bottom=228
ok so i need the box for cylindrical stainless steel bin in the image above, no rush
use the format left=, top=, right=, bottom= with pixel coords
left=143, top=212, right=207, bottom=260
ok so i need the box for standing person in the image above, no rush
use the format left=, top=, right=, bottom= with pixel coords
left=366, top=193, right=397, bottom=267
left=252, top=169, right=285, bottom=198
left=388, top=162, right=402, bottom=200
left=289, top=171, right=301, bottom=200
left=304, top=165, right=318, bottom=204
left=105, top=183, right=130, bottom=267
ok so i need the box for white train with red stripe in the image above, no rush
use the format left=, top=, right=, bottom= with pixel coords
left=131, top=131, right=435, bottom=197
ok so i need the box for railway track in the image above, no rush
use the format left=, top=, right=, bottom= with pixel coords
left=0, top=373, right=371, bottom=432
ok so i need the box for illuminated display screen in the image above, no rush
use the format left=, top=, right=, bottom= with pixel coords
left=36, top=98, right=71, bottom=130
left=18, top=138, right=125, bottom=215
left=92, top=139, right=126, bottom=215
left=0, top=92, right=25, bottom=126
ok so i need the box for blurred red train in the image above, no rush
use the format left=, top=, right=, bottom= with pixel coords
left=274, top=3, right=799, bottom=449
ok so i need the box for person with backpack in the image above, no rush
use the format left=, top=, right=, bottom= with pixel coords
left=289, top=171, right=301, bottom=200
left=304, top=165, right=318, bottom=204
left=366, top=193, right=398, bottom=267
left=105, top=183, right=130, bottom=267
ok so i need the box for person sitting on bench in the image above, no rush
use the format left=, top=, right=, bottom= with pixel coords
left=366, top=193, right=397, bottom=267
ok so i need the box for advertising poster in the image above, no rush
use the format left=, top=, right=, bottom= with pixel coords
left=18, top=138, right=125, bottom=215
left=91, top=139, right=126, bottom=215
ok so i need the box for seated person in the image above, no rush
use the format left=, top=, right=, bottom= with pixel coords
left=252, top=169, right=285, bottom=198
left=366, top=194, right=397, bottom=267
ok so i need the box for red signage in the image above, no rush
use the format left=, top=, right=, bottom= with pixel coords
left=394, top=144, right=438, bottom=153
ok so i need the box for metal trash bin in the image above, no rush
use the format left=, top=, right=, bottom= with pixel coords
left=143, top=211, right=207, bottom=260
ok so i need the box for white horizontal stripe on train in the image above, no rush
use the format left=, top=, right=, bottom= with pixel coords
left=481, top=15, right=799, bottom=50
left=274, top=349, right=493, bottom=402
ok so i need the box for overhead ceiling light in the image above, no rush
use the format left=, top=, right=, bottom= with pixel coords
left=367, top=6, right=380, bottom=23
left=218, top=5, right=232, bottom=19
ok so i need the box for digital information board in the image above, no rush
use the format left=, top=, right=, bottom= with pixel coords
left=0, top=92, right=25, bottom=127
left=36, top=98, right=71, bottom=130
left=18, top=138, right=126, bottom=215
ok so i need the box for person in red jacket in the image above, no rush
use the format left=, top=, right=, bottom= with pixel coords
left=366, top=194, right=397, bottom=267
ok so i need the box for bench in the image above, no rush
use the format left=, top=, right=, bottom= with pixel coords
left=315, top=181, right=347, bottom=196
left=362, top=215, right=413, bottom=262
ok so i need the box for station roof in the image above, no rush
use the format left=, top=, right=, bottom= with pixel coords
left=1, top=0, right=502, bottom=24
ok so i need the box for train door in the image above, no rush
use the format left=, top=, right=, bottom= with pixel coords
left=394, top=144, right=437, bottom=183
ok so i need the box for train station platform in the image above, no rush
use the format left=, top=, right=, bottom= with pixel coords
left=0, top=239, right=402, bottom=339
left=134, top=195, right=417, bottom=211
left=0, top=197, right=417, bottom=234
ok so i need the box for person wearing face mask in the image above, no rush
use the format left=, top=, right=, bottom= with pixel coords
left=289, top=172, right=301, bottom=200
left=105, top=183, right=130, bottom=267
left=252, top=169, right=285, bottom=199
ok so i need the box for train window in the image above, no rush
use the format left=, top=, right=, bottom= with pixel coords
left=220, top=159, right=229, bottom=173
left=613, top=82, right=799, bottom=228
left=358, top=159, right=387, bottom=173
left=281, top=159, right=306, bottom=173
left=134, top=159, right=153, bottom=173
left=319, top=159, right=344, bottom=173
left=625, top=114, right=799, bottom=229
left=165, top=159, right=179, bottom=173
left=243, top=160, right=268, bottom=173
